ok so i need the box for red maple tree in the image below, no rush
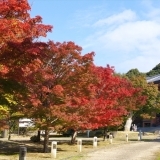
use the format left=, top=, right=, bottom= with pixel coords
left=0, top=0, right=52, bottom=79
left=19, top=41, right=95, bottom=151
left=0, top=0, right=52, bottom=51
left=62, top=66, right=138, bottom=141
left=0, top=0, right=52, bottom=138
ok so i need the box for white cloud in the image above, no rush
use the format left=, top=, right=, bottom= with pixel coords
left=81, top=7, right=160, bottom=73
left=116, top=56, right=160, bottom=73
left=99, top=20, right=160, bottom=53
left=141, top=0, right=160, bottom=21
left=69, top=5, right=105, bottom=29
left=93, top=9, right=137, bottom=27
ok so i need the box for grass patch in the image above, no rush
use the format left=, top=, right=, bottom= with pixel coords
left=154, top=152, right=160, bottom=160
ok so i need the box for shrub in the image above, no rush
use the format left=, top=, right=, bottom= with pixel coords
left=30, top=135, right=40, bottom=142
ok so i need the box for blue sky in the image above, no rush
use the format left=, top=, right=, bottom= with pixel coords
left=28, top=0, right=160, bottom=73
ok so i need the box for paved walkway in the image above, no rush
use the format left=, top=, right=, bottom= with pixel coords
left=84, top=139, right=160, bottom=160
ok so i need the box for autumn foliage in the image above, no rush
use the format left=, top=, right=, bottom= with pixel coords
left=0, top=0, right=52, bottom=136
left=0, top=0, right=149, bottom=152
left=0, top=0, right=52, bottom=50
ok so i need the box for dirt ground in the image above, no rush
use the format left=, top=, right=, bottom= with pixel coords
left=0, top=132, right=158, bottom=160
left=0, top=135, right=97, bottom=160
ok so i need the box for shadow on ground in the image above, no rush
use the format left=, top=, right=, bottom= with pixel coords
left=0, top=139, right=94, bottom=156
left=0, top=140, right=44, bottom=155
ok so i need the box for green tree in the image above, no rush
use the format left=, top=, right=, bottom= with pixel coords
left=0, top=79, right=26, bottom=137
left=126, top=68, right=145, bottom=78
left=125, top=69, right=160, bottom=128
left=146, top=63, right=160, bottom=77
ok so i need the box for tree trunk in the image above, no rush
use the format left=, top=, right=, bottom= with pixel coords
left=2, top=129, right=8, bottom=138
left=8, top=126, right=11, bottom=140
left=124, top=117, right=132, bottom=131
left=87, top=130, right=91, bottom=138
left=8, top=133, right=11, bottom=140
left=103, top=127, right=107, bottom=141
left=71, top=131, right=77, bottom=144
left=43, top=129, right=49, bottom=153
left=37, top=130, right=41, bottom=142
left=124, top=112, right=134, bottom=131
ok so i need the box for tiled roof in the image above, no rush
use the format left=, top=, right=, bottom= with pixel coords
left=147, top=74, right=160, bottom=83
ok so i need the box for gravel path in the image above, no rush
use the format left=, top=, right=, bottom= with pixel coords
left=84, top=139, right=160, bottom=160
